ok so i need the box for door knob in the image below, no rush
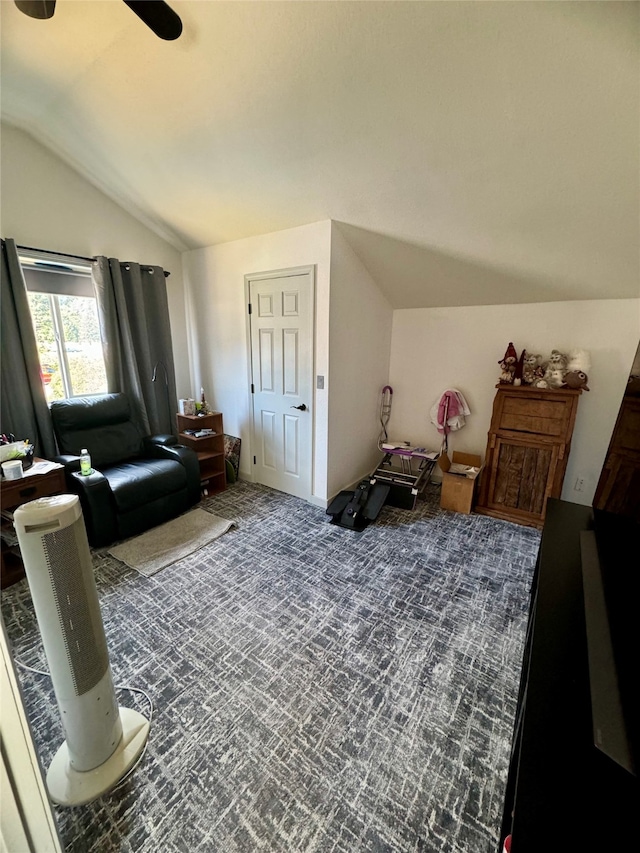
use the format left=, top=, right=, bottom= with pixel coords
left=291, top=404, right=307, bottom=411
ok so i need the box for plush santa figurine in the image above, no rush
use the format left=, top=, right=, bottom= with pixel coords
left=498, top=342, right=518, bottom=384
left=513, top=349, right=526, bottom=386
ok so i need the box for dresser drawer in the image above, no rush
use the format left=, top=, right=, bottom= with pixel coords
left=498, top=395, right=572, bottom=437
left=1, top=466, right=66, bottom=511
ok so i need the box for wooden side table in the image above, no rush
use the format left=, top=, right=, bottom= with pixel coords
left=1, top=458, right=66, bottom=588
left=176, top=412, right=226, bottom=496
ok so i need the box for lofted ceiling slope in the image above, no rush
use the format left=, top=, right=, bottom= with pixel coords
left=1, top=0, right=638, bottom=308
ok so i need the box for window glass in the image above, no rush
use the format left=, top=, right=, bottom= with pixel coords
left=28, top=291, right=61, bottom=401
left=22, top=259, right=108, bottom=401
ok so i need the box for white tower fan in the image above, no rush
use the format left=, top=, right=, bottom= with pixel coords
left=13, top=494, right=149, bottom=806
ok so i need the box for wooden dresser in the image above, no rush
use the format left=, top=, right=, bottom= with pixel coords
left=1, top=458, right=66, bottom=587
left=476, top=385, right=582, bottom=528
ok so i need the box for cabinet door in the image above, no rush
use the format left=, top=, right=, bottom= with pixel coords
left=483, top=437, right=562, bottom=524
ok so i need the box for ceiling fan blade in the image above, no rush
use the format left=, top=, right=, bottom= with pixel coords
left=14, top=0, right=56, bottom=19
left=122, top=1, right=182, bottom=41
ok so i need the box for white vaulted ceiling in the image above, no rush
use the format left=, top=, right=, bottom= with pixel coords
left=1, top=0, right=638, bottom=307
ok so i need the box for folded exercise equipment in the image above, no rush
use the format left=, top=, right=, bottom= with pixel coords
left=326, top=386, right=438, bottom=529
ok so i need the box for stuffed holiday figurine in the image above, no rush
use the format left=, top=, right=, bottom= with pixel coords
left=498, top=342, right=518, bottom=384
left=545, top=349, right=568, bottom=373
left=566, top=348, right=591, bottom=376
left=513, top=350, right=526, bottom=386
left=522, top=352, right=543, bottom=385
left=536, top=349, right=568, bottom=389
left=562, top=370, right=590, bottom=391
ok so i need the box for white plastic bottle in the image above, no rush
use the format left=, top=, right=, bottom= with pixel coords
left=80, top=448, right=91, bottom=476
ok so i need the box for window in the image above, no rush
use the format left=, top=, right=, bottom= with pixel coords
left=20, top=254, right=108, bottom=402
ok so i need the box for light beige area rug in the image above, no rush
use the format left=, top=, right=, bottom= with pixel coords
left=108, top=508, right=234, bottom=577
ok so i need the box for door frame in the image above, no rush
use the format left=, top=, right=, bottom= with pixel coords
left=244, top=265, right=316, bottom=501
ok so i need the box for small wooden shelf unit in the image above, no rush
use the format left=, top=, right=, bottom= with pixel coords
left=176, top=411, right=226, bottom=496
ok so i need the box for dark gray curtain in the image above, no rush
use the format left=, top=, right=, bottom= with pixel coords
left=92, top=257, right=178, bottom=436
left=0, top=238, right=57, bottom=458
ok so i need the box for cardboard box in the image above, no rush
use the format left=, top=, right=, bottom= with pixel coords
left=440, top=451, right=483, bottom=514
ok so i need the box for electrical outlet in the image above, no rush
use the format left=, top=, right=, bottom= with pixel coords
left=574, top=477, right=585, bottom=492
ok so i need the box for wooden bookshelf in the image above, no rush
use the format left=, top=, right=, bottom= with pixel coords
left=176, top=411, right=226, bottom=496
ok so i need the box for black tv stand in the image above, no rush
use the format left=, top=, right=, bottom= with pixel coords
left=499, top=498, right=639, bottom=850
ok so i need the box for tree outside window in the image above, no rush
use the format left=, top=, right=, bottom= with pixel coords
left=21, top=259, right=108, bottom=401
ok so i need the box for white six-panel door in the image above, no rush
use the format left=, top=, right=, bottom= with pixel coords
left=248, top=268, right=314, bottom=499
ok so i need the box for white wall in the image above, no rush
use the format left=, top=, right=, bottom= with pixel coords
left=182, top=221, right=332, bottom=503
left=5, top=121, right=637, bottom=511
left=328, top=223, right=393, bottom=497
left=0, top=122, right=189, bottom=395
left=1, top=615, right=62, bottom=853
left=389, top=300, right=640, bottom=505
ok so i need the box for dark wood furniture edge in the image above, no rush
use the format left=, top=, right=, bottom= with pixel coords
left=1, top=459, right=66, bottom=588
left=500, top=498, right=639, bottom=849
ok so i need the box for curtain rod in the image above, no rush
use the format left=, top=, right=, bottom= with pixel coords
left=16, top=244, right=171, bottom=277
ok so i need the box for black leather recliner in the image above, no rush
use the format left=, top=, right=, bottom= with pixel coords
left=50, top=393, right=201, bottom=547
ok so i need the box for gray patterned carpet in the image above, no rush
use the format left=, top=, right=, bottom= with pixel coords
left=1, top=482, right=540, bottom=853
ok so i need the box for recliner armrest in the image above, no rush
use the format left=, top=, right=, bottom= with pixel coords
left=145, top=442, right=201, bottom=505
left=144, top=434, right=178, bottom=449
left=69, top=470, right=118, bottom=547
left=50, top=454, right=82, bottom=475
